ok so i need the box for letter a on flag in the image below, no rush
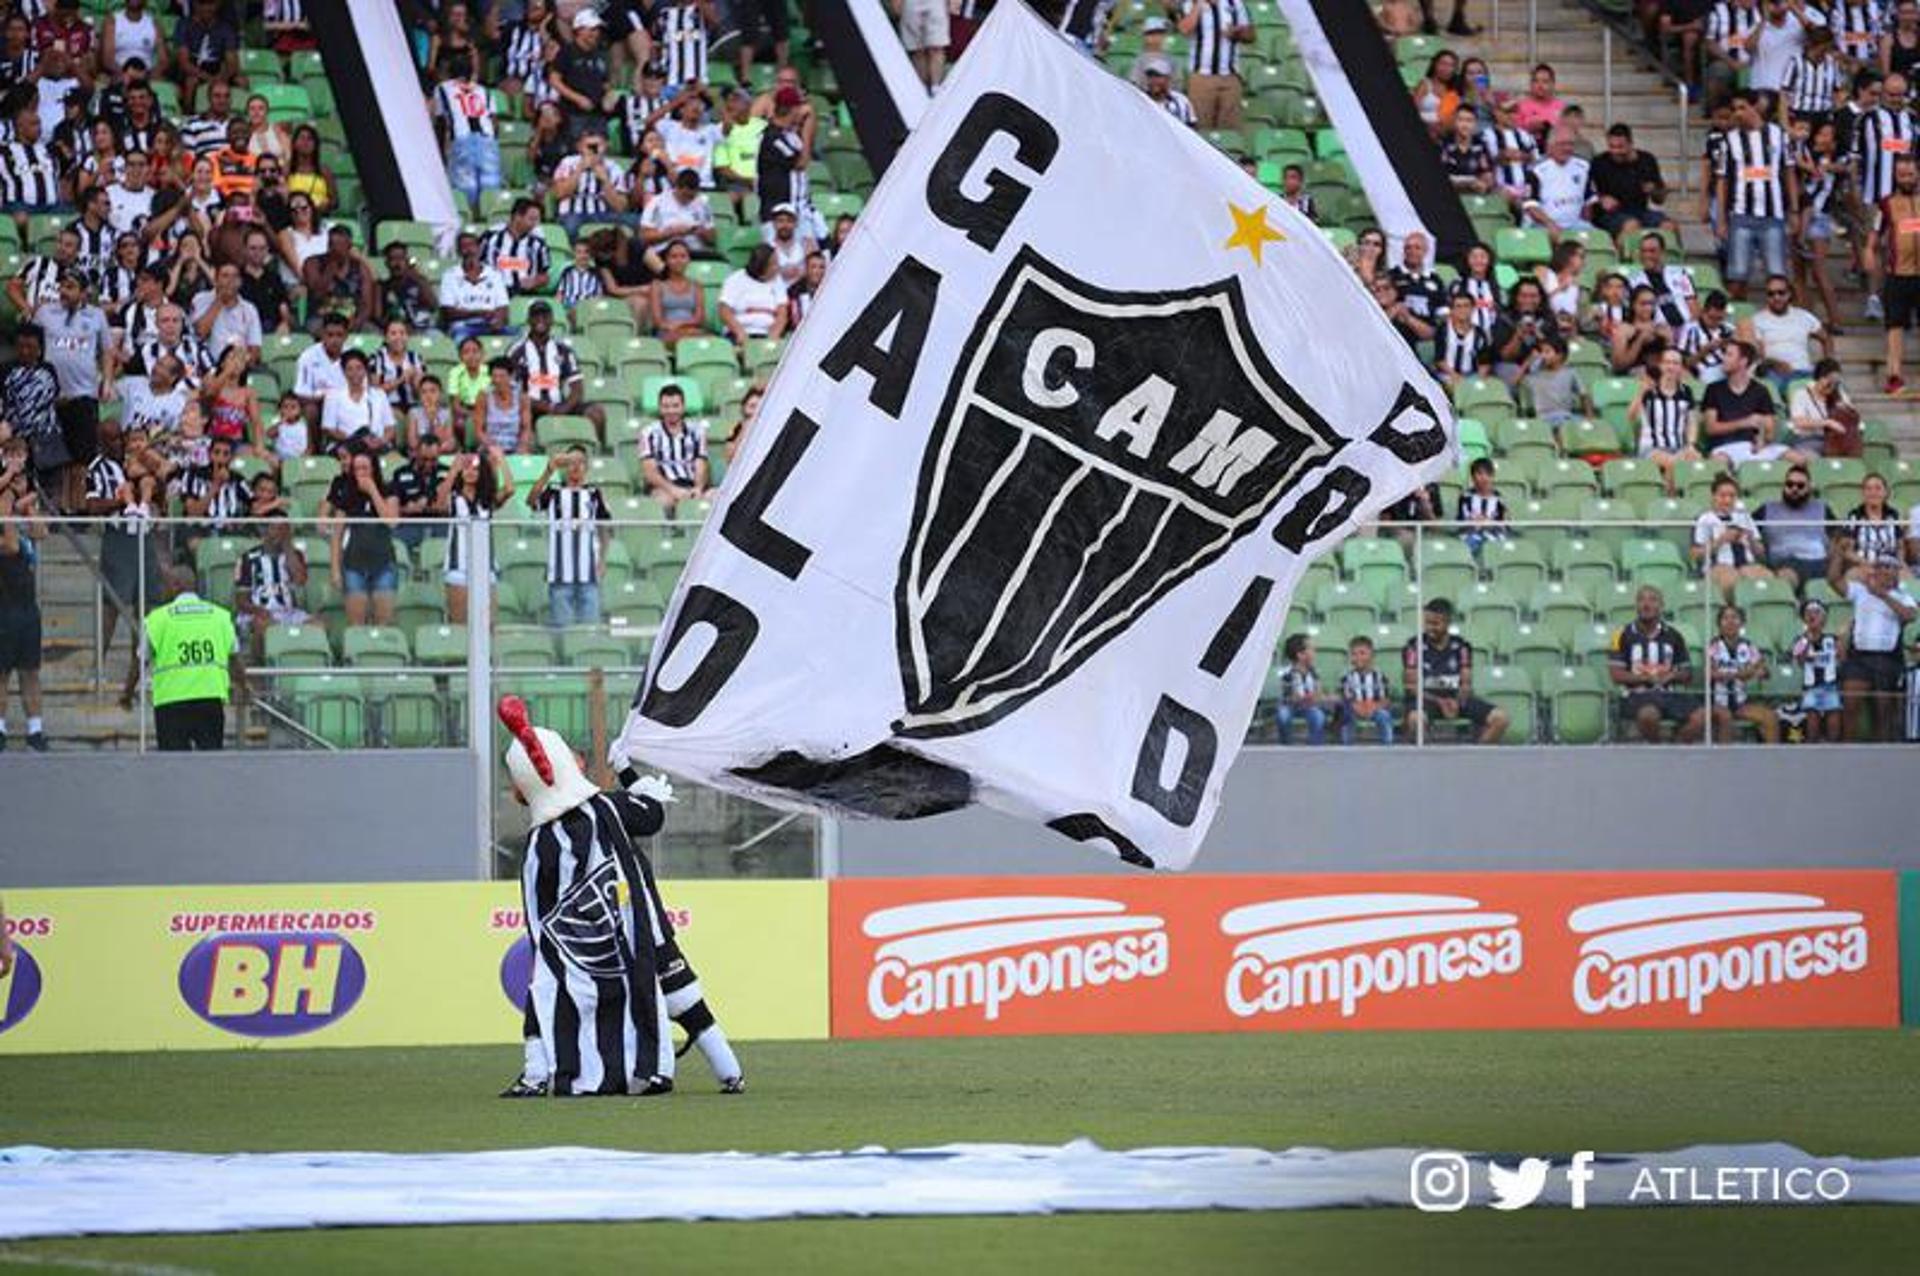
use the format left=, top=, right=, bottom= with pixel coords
left=614, top=0, right=1455, bottom=870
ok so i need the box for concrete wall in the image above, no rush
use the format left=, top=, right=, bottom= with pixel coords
left=5, top=746, right=1913, bottom=887
left=834, top=746, right=1920, bottom=876
left=0, top=752, right=482, bottom=887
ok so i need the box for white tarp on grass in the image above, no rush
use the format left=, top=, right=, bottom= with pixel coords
left=2, top=1142, right=1918, bottom=1238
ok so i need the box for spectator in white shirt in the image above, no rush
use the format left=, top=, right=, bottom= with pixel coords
left=293, top=313, right=348, bottom=427
left=639, top=167, right=716, bottom=255
left=1522, top=130, right=1594, bottom=237
left=656, top=91, right=724, bottom=188
left=319, top=350, right=397, bottom=454
left=105, top=150, right=158, bottom=237
left=1693, top=473, right=1776, bottom=601
left=1831, top=552, right=1917, bottom=740
left=438, top=231, right=512, bottom=343
left=718, top=243, right=791, bottom=343
left=188, top=263, right=262, bottom=366
left=1740, top=273, right=1829, bottom=399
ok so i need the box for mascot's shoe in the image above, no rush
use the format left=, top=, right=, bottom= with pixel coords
left=499, top=1074, right=548, bottom=1099
left=720, top=1076, right=746, bottom=1095
left=634, top=1074, right=675, bottom=1097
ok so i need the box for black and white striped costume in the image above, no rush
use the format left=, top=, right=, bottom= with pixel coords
left=481, top=225, right=549, bottom=294
left=556, top=263, right=602, bottom=309
left=1783, top=53, right=1843, bottom=119
left=552, top=154, right=625, bottom=219
left=1844, top=505, right=1902, bottom=560
left=1792, top=629, right=1840, bottom=690
left=1341, top=667, right=1390, bottom=704
left=653, top=1, right=710, bottom=85
left=1457, top=489, right=1508, bottom=527
left=0, top=138, right=61, bottom=208
left=507, top=334, right=581, bottom=407
left=371, top=345, right=426, bottom=414
left=1678, top=317, right=1733, bottom=374
left=237, top=545, right=300, bottom=612
left=1185, top=0, right=1251, bottom=77
left=502, top=21, right=547, bottom=85
left=536, top=483, right=608, bottom=584
left=1708, top=635, right=1763, bottom=709
left=521, top=784, right=676, bottom=1096
left=1482, top=124, right=1538, bottom=191
left=503, top=702, right=742, bottom=1098
left=1724, top=124, right=1790, bottom=219
left=1638, top=384, right=1696, bottom=453
left=1708, top=2, right=1760, bottom=66
left=433, top=79, right=497, bottom=139
left=1824, top=1, right=1885, bottom=63
left=642, top=420, right=706, bottom=486
left=620, top=90, right=669, bottom=152
left=1157, top=91, right=1196, bottom=127
left=180, top=467, right=253, bottom=530
left=1452, top=276, right=1503, bottom=335
left=1432, top=322, right=1489, bottom=376
left=16, top=253, right=62, bottom=312
left=179, top=112, right=232, bottom=157
left=1854, top=105, right=1914, bottom=205
left=70, top=219, right=115, bottom=286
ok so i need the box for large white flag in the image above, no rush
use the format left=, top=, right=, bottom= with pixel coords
left=614, top=0, right=1455, bottom=870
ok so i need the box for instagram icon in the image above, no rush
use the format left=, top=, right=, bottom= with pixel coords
left=1410, top=1152, right=1473, bottom=1212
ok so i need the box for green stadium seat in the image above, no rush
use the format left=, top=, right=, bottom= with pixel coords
left=239, top=49, right=285, bottom=82
left=604, top=577, right=668, bottom=628
left=561, top=627, right=646, bottom=671
left=498, top=672, right=591, bottom=739
left=342, top=625, right=411, bottom=668
left=675, top=335, right=738, bottom=375
left=262, top=619, right=334, bottom=671
left=1477, top=664, right=1536, bottom=743
left=1456, top=418, right=1492, bottom=465
left=1452, top=376, right=1515, bottom=426
left=1548, top=665, right=1612, bottom=744
left=1455, top=579, right=1522, bottom=630
left=496, top=535, right=549, bottom=602
left=195, top=537, right=245, bottom=595
left=629, top=529, right=696, bottom=593
left=371, top=672, right=444, bottom=747
left=1553, top=538, right=1618, bottom=595
left=393, top=579, right=444, bottom=634
left=286, top=674, right=364, bottom=748
left=1339, top=536, right=1408, bottom=598
left=1535, top=457, right=1600, bottom=499
left=1490, top=417, right=1559, bottom=464
left=495, top=629, right=557, bottom=668
left=1416, top=535, right=1478, bottom=598
left=1313, top=579, right=1378, bottom=627
left=1560, top=418, right=1622, bottom=460
left=1570, top=621, right=1617, bottom=669
left=742, top=336, right=786, bottom=374
left=415, top=623, right=469, bottom=666
left=1621, top=538, right=1689, bottom=592
left=1530, top=581, right=1594, bottom=645
left=1494, top=226, right=1552, bottom=268
left=1602, top=457, right=1665, bottom=504
left=258, top=84, right=312, bottom=121
left=1503, top=625, right=1567, bottom=688
left=1484, top=537, right=1550, bottom=593
left=536, top=414, right=601, bottom=452
left=1733, top=576, right=1800, bottom=639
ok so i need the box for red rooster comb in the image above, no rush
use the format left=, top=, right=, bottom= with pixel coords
left=497, top=695, right=554, bottom=785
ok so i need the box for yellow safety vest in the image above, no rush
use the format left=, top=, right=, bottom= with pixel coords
left=145, top=593, right=236, bottom=707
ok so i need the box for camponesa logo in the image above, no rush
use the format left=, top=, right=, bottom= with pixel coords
left=1570, top=892, right=1869, bottom=1017
left=0, top=914, right=49, bottom=1035
left=177, top=929, right=368, bottom=1037
left=864, top=896, right=1169, bottom=1023
left=1222, top=894, right=1523, bottom=1019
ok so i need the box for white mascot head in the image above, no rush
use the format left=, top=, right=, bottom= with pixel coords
left=499, top=695, right=601, bottom=826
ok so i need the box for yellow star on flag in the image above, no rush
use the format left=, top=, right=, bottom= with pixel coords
left=1223, top=202, right=1285, bottom=266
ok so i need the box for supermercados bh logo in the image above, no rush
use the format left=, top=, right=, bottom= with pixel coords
left=175, top=910, right=373, bottom=1037
left=0, top=913, right=51, bottom=1035
left=1222, top=894, right=1523, bottom=1019
left=893, top=246, right=1344, bottom=739
left=1570, top=892, right=1869, bottom=1017
left=864, top=895, right=1169, bottom=1024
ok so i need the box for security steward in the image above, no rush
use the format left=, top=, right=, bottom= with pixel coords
left=144, top=567, right=242, bottom=751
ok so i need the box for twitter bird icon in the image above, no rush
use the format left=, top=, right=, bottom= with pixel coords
left=1487, top=1157, right=1552, bottom=1210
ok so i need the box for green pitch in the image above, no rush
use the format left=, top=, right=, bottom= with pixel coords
left=1, top=1031, right=1916, bottom=1275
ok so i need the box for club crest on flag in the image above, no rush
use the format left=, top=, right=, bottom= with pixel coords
left=895, top=247, right=1342, bottom=739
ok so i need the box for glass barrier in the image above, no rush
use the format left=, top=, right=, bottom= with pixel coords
left=6, top=498, right=1914, bottom=870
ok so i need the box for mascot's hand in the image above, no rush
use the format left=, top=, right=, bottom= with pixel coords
left=630, top=773, right=678, bottom=805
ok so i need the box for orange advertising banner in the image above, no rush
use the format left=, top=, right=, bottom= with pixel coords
left=828, top=872, right=1901, bottom=1038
